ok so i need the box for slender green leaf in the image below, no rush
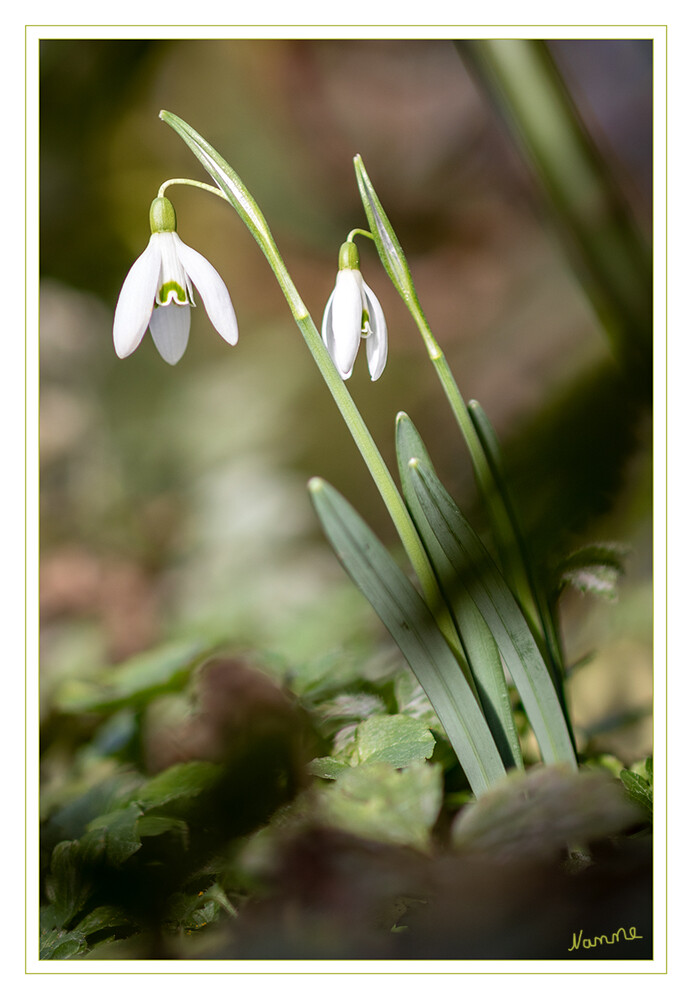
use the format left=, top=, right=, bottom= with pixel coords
left=308, top=477, right=506, bottom=796
left=467, top=399, right=574, bottom=739
left=396, top=413, right=522, bottom=770
left=407, top=459, right=576, bottom=769
left=131, top=761, right=222, bottom=809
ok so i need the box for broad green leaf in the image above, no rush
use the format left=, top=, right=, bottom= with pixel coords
left=39, top=926, right=87, bottom=961
left=309, top=477, right=506, bottom=796
left=396, top=413, right=523, bottom=770
left=131, top=761, right=221, bottom=809
left=137, top=814, right=189, bottom=842
left=87, top=802, right=143, bottom=865
left=318, top=761, right=443, bottom=850
left=407, top=458, right=576, bottom=769
left=355, top=714, right=435, bottom=769
left=307, top=756, right=351, bottom=780
left=74, top=905, right=133, bottom=937
left=55, top=638, right=214, bottom=714
left=44, top=840, right=95, bottom=929
left=452, top=765, right=642, bottom=858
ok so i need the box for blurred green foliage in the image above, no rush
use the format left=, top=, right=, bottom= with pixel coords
left=39, top=38, right=654, bottom=960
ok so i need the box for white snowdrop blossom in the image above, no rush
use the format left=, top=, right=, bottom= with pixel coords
left=321, top=240, right=387, bottom=381
left=113, top=196, right=238, bottom=365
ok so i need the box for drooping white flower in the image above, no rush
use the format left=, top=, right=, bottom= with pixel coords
left=113, top=196, right=238, bottom=365
left=321, top=240, right=387, bottom=381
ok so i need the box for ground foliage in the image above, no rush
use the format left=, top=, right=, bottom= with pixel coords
left=40, top=636, right=652, bottom=961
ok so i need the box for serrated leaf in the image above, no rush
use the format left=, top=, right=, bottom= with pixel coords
left=309, top=477, right=506, bottom=797
left=407, top=457, right=576, bottom=769
left=318, top=761, right=443, bottom=850
left=355, top=714, right=435, bottom=769
left=396, top=413, right=523, bottom=770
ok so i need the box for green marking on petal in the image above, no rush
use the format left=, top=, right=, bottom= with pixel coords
left=157, top=280, right=187, bottom=305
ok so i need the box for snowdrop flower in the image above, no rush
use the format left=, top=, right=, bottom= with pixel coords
left=321, top=240, right=387, bottom=381
left=113, top=196, right=238, bottom=364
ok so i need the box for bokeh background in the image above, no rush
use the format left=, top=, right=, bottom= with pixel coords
left=39, top=38, right=653, bottom=762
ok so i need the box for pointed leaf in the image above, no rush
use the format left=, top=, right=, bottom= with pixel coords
left=396, top=413, right=523, bottom=770
left=308, top=477, right=506, bottom=797
left=407, top=458, right=576, bottom=769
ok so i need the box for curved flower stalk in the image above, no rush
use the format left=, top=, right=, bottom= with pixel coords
left=322, top=240, right=387, bottom=381
left=113, top=196, right=237, bottom=364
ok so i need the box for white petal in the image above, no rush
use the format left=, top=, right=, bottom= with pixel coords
left=174, top=234, right=238, bottom=345
left=362, top=280, right=388, bottom=381
left=149, top=303, right=191, bottom=364
left=330, top=270, right=363, bottom=377
left=321, top=286, right=337, bottom=349
left=113, top=236, right=161, bottom=358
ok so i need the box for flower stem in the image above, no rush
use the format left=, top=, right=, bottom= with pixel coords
left=159, top=110, right=466, bottom=660
left=346, top=228, right=375, bottom=244
left=158, top=178, right=226, bottom=200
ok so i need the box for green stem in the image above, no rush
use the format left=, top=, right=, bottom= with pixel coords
left=411, top=307, right=542, bottom=631
left=347, top=228, right=375, bottom=244
left=158, top=178, right=226, bottom=200
left=273, top=259, right=468, bottom=660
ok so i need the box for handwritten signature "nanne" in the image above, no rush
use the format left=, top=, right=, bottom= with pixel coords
left=569, top=926, right=643, bottom=952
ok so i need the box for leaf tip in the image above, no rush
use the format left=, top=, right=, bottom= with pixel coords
left=308, top=477, right=325, bottom=495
